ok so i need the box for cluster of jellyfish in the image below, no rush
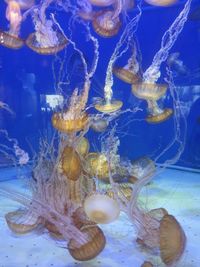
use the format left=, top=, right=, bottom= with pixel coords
left=0, top=0, right=193, bottom=266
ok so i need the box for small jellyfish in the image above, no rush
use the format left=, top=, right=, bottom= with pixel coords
left=0, top=0, right=24, bottom=49
left=113, top=65, right=141, bottom=84
left=92, top=10, right=121, bottom=37
left=132, top=83, right=173, bottom=123
left=95, top=99, right=123, bottom=113
left=90, top=117, right=108, bottom=132
left=84, top=193, right=120, bottom=224
left=26, top=31, right=68, bottom=55
left=144, top=0, right=177, bottom=6
left=68, top=225, right=106, bottom=261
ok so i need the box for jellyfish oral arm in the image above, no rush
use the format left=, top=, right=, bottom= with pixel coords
left=143, top=0, right=192, bottom=84
left=6, top=0, right=22, bottom=35
left=104, top=5, right=142, bottom=103
left=112, top=0, right=123, bottom=19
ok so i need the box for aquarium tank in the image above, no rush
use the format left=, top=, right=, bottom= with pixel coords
left=0, top=0, right=199, bottom=266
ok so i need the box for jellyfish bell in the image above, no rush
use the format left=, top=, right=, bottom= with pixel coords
left=52, top=112, right=88, bottom=133
left=0, top=30, right=24, bottom=49
left=146, top=108, right=173, bottom=123
left=26, top=31, right=68, bottom=55
left=88, top=0, right=115, bottom=6
left=95, top=99, right=123, bottom=113
left=159, top=214, right=186, bottom=265
left=68, top=225, right=106, bottom=261
left=113, top=66, right=141, bottom=84
left=60, top=146, right=82, bottom=181
left=144, top=0, right=177, bottom=7
left=90, top=117, right=108, bottom=132
left=5, top=209, right=41, bottom=234
left=84, top=193, right=120, bottom=224
left=132, top=83, right=168, bottom=101
left=92, top=10, right=121, bottom=37
left=5, top=0, right=35, bottom=10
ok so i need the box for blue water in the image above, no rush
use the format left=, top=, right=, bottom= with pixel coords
left=0, top=0, right=199, bottom=169
left=0, top=1, right=200, bottom=267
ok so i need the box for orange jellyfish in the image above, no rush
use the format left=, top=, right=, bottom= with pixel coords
left=52, top=111, right=88, bottom=133
left=68, top=225, right=106, bottom=261
left=135, top=208, right=186, bottom=266
left=113, top=65, right=141, bottom=84
left=25, top=5, right=67, bottom=55
left=144, top=0, right=177, bottom=7
left=113, top=42, right=142, bottom=84
left=160, top=214, right=186, bottom=265
left=0, top=0, right=24, bottom=49
left=5, top=209, right=41, bottom=234
left=95, top=99, right=123, bottom=113
left=26, top=30, right=68, bottom=55
left=132, top=82, right=173, bottom=123
left=92, top=10, right=121, bottom=37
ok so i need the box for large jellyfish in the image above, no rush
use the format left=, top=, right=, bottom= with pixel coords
left=25, top=0, right=67, bottom=54
left=94, top=1, right=142, bottom=113
left=131, top=0, right=192, bottom=123
left=103, top=63, right=187, bottom=266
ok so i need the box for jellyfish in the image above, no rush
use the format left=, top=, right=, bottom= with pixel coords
left=59, top=146, right=82, bottom=181
left=94, top=3, right=142, bottom=113
left=132, top=0, right=192, bottom=123
left=131, top=83, right=173, bottom=123
left=113, top=39, right=142, bottom=84
left=141, top=261, right=153, bottom=267
left=5, top=209, right=41, bottom=234
left=68, top=224, right=106, bottom=261
left=5, top=0, right=35, bottom=10
left=144, top=0, right=177, bottom=7
left=84, top=193, right=120, bottom=224
left=92, top=10, right=122, bottom=38
left=25, top=1, right=67, bottom=54
left=90, top=117, right=108, bottom=132
left=0, top=0, right=24, bottom=49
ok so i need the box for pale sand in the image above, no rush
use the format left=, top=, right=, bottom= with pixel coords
left=0, top=167, right=199, bottom=267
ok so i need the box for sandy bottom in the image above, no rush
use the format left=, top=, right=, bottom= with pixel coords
left=0, top=167, right=199, bottom=267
